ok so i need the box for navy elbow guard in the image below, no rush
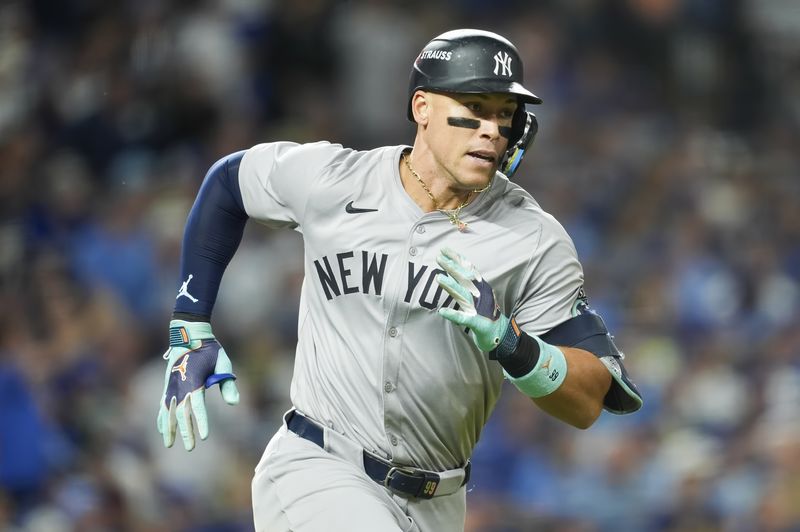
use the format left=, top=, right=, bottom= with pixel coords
left=540, top=311, right=643, bottom=415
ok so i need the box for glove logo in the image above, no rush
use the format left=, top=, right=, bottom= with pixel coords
left=176, top=274, right=199, bottom=303
left=172, top=353, right=190, bottom=381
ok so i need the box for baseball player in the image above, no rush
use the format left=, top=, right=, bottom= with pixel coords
left=156, top=29, right=643, bottom=531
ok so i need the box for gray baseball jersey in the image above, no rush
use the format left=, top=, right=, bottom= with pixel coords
left=238, top=141, right=583, bottom=474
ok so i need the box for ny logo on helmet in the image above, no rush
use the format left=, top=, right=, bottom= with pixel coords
left=493, top=51, right=512, bottom=76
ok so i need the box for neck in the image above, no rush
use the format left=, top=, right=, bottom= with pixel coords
left=400, top=149, right=475, bottom=212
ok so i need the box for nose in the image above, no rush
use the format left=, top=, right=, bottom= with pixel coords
left=478, top=118, right=502, bottom=140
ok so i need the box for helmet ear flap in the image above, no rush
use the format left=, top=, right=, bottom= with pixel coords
left=500, top=111, right=538, bottom=179
left=508, top=106, right=528, bottom=146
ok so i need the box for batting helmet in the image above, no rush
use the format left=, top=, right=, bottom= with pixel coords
left=407, top=29, right=541, bottom=117
left=407, top=29, right=541, bottom=177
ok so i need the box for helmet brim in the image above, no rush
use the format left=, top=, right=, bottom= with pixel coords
left=406, top=81, right=542, bottom=122
left=447, top=80, right=542, bottom=105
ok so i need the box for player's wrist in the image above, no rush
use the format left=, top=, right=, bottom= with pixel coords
left=172, top=311, right=211, bottom=322
left=490, top=317, right=540, bottom=377
left=505, top=337, right=567, bottom=398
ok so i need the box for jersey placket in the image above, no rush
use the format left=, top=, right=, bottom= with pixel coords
left=379, top=220, right=432, bottom=464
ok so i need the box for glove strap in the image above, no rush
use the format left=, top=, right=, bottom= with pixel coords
left=169, top=320, right=214, bottom=348
left=169, top=327, right=191, bottom=348
left=490, top=317, right=542, bottom=378
left=494, top=317, right=521, bottom=355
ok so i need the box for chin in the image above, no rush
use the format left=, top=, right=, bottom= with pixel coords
left=449, top=159, right=495, bottom=190
left=462, top=166, right=495, bottom=188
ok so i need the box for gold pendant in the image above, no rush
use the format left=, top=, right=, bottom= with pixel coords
left=444, top=208, right=468, bottom=232
left=448, top=214, right=467, bottom=232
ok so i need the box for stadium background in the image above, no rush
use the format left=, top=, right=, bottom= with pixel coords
left=1, top=0, right=799, bottom=530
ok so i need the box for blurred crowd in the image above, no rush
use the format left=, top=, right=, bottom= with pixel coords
left=1, top=0, right=799, bottom=531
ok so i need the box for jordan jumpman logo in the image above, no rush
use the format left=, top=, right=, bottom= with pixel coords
left=176, top=274, right=199, bottom=303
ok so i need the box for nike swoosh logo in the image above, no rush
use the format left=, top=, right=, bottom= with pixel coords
left=345, top=201, right=378, bottom=214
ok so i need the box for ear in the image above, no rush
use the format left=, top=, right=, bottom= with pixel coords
left=411, top=90, right=430, bottom=125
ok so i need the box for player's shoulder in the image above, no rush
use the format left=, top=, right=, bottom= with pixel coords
left=243, top=140, right=398, bottom=175
left=244, top=140, right=351, bottom=166
left=489, top=174, right=571, bottom=238
left=321, top=144, right=404, bottom=173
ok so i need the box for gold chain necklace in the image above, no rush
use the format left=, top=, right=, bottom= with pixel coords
left=403, top=153, right=488, bottom=232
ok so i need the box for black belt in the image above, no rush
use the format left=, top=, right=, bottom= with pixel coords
left=286, top=410, right=470, bottom=500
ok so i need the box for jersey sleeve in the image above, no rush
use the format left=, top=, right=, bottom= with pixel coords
left=511, top=213, right=585, bottom=337
left=238, top=141, right=351, bottom=228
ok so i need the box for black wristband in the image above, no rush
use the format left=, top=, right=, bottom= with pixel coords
left=490, top=318, right=541, bottom=378
left=172, top=311, right=210, bottom=322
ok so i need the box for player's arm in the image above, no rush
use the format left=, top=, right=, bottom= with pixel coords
left=157, top=151, right=249, bottom=451
left=158, top=142, right=347, bottom=450
left=435, top=248, right=642, bottom=429
left=528, top=346, right=610, bottom=429
left=535, top=303, right=643, bottom=422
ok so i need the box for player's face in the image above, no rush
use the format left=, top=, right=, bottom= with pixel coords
left=425, top=92, right=516, bottom=190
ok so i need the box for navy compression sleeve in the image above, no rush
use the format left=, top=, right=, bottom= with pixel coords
left=173, top=151, right=248, bottom=319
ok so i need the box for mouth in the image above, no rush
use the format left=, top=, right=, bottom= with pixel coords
left=467, top=150, right=497, bottom=165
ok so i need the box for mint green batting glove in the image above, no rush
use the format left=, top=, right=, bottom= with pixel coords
left=156, top=320, right=239, bottom=451
left=435, top=247, right=511, bottom=352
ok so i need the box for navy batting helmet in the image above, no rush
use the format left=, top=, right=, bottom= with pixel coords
left=407, top=29, right=541, bottom=120
left=407, top=29, right=541, bottom=178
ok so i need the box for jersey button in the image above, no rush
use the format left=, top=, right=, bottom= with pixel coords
left=409, top=247, right=418, bottom=256
left=388, top=327, right=398, bottom=337
left=384, top=381, right=394, bottom=393
left=416, top=225, right=426, bottom=234
left=390, top=435, right=398, bottom=446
